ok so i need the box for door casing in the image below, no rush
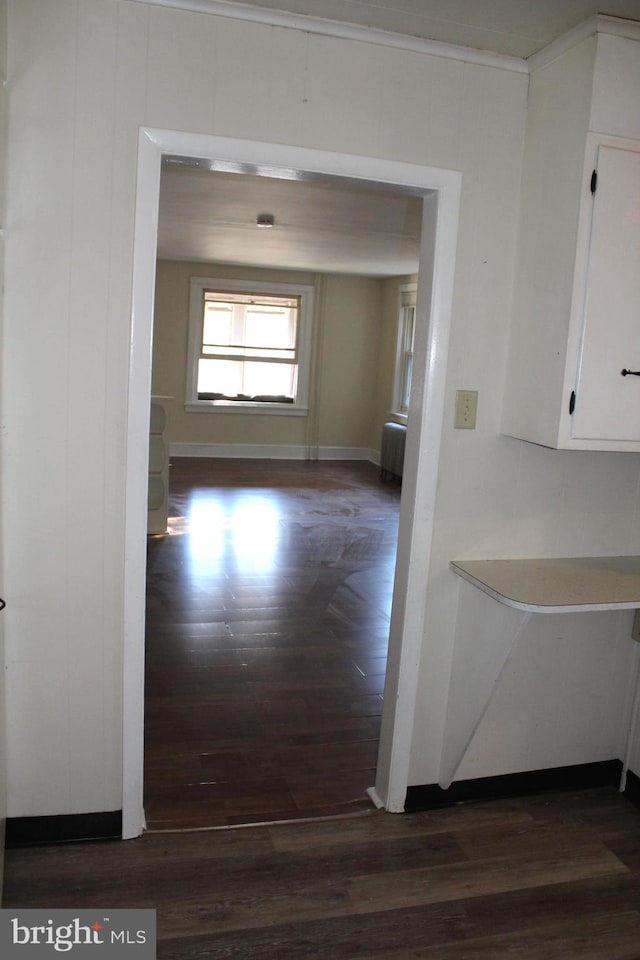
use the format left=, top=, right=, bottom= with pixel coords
left=123, top=128, right=461, bottom=838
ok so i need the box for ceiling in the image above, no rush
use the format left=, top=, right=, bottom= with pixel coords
left=158, top=159, right=426, bottom=277
left=217, top=0, right=640, bottom=58
left=156, top=0, right=640, bottom=277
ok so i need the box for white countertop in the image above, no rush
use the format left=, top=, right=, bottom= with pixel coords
left=450, top=556, right=640, bottom=613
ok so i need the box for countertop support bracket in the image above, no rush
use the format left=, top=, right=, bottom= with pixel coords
left=439, top=581, right=531, bottom=788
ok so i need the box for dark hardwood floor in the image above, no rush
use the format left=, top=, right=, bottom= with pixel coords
left=4, top=788, right=640, bottom=958
left=143, top=458, right=401, bottom=829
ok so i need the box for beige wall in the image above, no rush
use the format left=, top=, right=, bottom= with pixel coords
left=315, top=273, right=384, bottom=451
left=152, top=260, right=387, bottom=456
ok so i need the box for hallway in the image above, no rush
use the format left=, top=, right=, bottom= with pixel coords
left=143, top=458, right=401, bottom=829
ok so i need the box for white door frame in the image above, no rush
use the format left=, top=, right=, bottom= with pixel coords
left=122, top=127, right=461, bottom=839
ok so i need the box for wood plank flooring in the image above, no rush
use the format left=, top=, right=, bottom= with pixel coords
left=4, top=788, right=640, bottom=958
left=144, top=458, right=401, bottom=829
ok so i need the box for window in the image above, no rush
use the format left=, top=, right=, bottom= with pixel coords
left=186, top=278, right=315, bottom=415
left=200, top=291, right=298, bottom=400
left=392, top=284, right=417, bottom=418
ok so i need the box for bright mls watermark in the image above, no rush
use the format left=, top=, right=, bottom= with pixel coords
left=0, top=910, right=156, bottom=957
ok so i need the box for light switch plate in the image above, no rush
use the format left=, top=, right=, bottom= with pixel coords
left=454, top=390, right=478, bottom=429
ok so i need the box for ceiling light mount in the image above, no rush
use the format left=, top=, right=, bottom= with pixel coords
left=256, top=212, right=275, bottom=228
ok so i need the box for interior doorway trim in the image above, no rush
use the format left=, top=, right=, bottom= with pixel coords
left=122, top=127, right=461, bottom=839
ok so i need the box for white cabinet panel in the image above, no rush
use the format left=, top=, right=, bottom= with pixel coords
left=591, top=35, right=640, bottom=141
left=572, top=145, right=640, bottom=442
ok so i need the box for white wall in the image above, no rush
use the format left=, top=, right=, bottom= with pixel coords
left=3, top=0, right=638, bottom=821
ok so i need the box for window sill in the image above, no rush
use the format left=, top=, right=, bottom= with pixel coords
left=185, top=401, right=309, bottom=416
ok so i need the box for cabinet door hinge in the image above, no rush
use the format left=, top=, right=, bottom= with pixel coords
left=590, top=169, right=598, bottom=194
left=569, top=390, right=576, bottom=414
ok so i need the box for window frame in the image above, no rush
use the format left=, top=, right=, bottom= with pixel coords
left=185, top=277, right=315, bottom=415
left=391, top=282, right=417, bottom=422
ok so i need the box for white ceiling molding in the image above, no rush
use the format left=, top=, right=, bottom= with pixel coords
left=528, top=14, right=640, bottom=72
left=125, top=0, right=528, bottom=74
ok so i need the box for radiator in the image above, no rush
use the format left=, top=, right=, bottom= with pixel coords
left=380, top=421, right=407, bottom=480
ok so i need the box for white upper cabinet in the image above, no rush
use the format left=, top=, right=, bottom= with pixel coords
left=503, top=23, right=640, bottom=450
left=571, top=142, right=640, bottom=443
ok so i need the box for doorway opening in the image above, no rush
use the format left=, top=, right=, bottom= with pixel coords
left=123, top=130, right=461, bottom=839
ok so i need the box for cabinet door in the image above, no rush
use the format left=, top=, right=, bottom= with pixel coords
left=571, top=144, right=640, bottom=443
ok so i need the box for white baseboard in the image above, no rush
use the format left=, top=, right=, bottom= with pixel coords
left=317, top=446, right=379, bottom=463
left=170, top=442, right=379, bottom=462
